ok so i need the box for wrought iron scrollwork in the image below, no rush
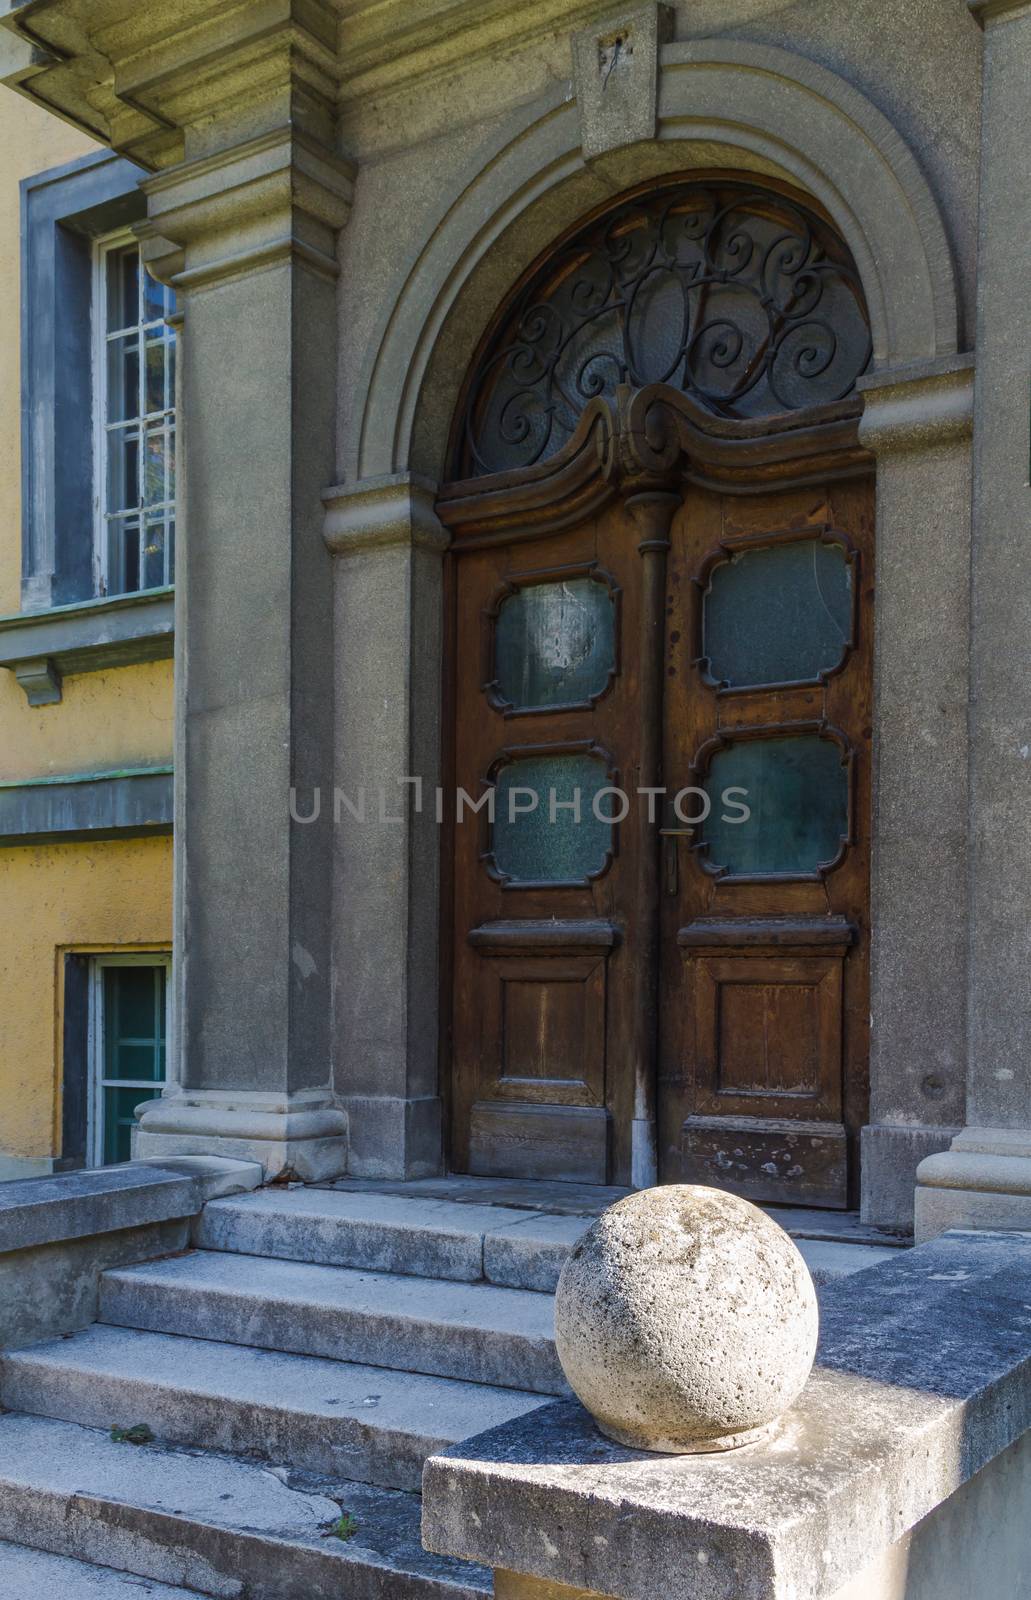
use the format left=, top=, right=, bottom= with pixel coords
left=460, top=181, right=872, bottom=478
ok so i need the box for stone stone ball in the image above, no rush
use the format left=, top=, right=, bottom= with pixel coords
left=554, top=1184, right=818, bottom=1454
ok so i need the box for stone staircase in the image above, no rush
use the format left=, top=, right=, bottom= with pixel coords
left=0, top=1181, right=898, bottom=1598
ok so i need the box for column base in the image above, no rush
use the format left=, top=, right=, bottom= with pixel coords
left=860, top=1123, right=960, bottom=1233
left=915, top=1127, right=1031, bottom=1242
left=132, top=1089, right=348, bottom=1183
left=340, top=1094, right=442, bottom=1179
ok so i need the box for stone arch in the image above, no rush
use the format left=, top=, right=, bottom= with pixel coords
left=350, top=38, right=960, bottom=486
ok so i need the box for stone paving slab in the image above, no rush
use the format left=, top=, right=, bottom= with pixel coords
left=198, top=1186, right=555, bottom=1283
left=324, top=1177, right=908, bottom=1247
left=99, top=1249, right=567, bottom=1394
left=0, top=1541, right=199, bottom=1598
left=0, top=1413, right=490, bottom=1599
left=0, top=1323, right=547, bottom=1492
left=201, top=1186, right=897, bottom=1294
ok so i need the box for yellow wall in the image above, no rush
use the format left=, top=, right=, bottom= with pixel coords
left=0, top=91, right=175, bottom=1169
left=0, top=836, right=173, bottom=1161
left=0, top=660, right=174, bottom=783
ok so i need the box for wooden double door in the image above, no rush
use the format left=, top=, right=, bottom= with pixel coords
left=447, top=471, right=873, bottom=1207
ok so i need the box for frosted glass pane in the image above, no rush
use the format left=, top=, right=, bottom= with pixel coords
left=704, top=539, right=851, bottom=688
left=495, top=578, right=615, bottom=711
left=702, top=735, right=847, bottom=876
left=493, top=753, right=611, bottom=883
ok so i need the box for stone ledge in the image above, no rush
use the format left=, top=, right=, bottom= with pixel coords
left=423, top=1231, right=1031, bottom=1600
left=0, top=588, right=174, bottom=705
left=0, top=1158, right=261, bottom=1255
left=0, top=766, right=173, bottom=846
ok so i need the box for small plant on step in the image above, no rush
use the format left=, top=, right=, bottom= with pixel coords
left=110, top=1423, right=155, bottom=1445
left=326, top=1513, right=359, bottom=1542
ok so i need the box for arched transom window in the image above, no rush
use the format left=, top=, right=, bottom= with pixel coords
left=457, top=178, right=871, bottom=478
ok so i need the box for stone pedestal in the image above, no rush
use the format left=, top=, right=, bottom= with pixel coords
left=915, top=0, right=1031, bottom=1238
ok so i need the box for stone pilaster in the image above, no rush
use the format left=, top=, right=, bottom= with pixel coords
left=131, top=50, right=354, bottom=1178
left=916, top=0, right=1031, bottom=1239
left=856, top=356, right=974, bottom=1231
left=322, top=475, right=449, bottom=1177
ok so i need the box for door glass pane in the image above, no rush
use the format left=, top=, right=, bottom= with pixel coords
left=701, top=734, right=848, bottom=876
left=104, top=965, right=166, bottom=1082
left=495, top=578, right=615, bottom=711
left=493, top=753, right=611, bottom=883
left=102, top=1086, right=147, bottom=1166
left=703, top=539, right=852, bottom=688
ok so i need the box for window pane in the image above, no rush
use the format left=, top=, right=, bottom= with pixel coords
left=100, top=241, right=177, bottom=600
left=701, top=734, right=848, bottom=876
left=492, top=753, right=611, bottom=883
left=108, top=518, right=140, bottom=594
left=106, top=336, right=139, bottom=424
left=106, top=246, right=139, bottom=332
left=704, top=539, right=852, bottom=688
left=495, top=578, right=616, bottom=711
left=143, top=265, right=165, bottom=323
left=145, top=337, right=168, bottom=415
left=143, top=518, right=170, bottom=589
left=106, top=427, right=138, bottom=513
left=143, top=427, right=169, bottom=506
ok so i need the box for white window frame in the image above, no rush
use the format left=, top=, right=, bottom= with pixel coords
left=91, top=229, right=176, bottom=598
left=87, top=952, right=171, bottom=1168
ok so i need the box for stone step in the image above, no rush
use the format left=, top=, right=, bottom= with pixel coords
left=0, top=1541, right=200, bottom=1599
left=0, top=1323, right=546, bottom=1493
left=197, top=1184, right=898, bottom=1291
left=196, top=1186, right=590, bottom=1291
left=99, top=1249, right=567, bottom=1395
left=0, top=1412, right=490, bottom=1600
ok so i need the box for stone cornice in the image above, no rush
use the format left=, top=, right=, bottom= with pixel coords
left=968, top=0, right=1031, bottom=24
left=333, top=0, right=618, bottom=104
left=0, top=0, right=635, bottom=153
left=0, top=0, right=344, bottom=169
left=137, top=125, right=355, bottom=289
left=322, top=473, right=449, bottom=556
left=856, top=353, right=976, bottom=456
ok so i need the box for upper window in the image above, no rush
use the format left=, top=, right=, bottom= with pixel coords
left=20, top=151, right=168, bottom=612
left=94, top=234, right=177, bottom=596
left=456, top=179, right=871, bottom=478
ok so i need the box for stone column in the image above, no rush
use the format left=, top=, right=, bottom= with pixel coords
left=133, top=98, right=353, bottom=1176
left=322, top=476, right=448, bottom=1177
left=915, top=0, right=1031, bottom=1240
left=857, top=358, right=974, bottom=1231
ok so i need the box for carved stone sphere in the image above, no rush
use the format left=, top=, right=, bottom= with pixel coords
left=554, top=1184, right=818, bottom=1453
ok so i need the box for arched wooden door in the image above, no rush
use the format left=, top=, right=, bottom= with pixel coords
left=438, top=177, right=875, bottom=1206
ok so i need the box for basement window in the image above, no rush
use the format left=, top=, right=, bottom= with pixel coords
left=88, top=956, right=170, bottom=1166
left=93, top=233, right=177, bottom=597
